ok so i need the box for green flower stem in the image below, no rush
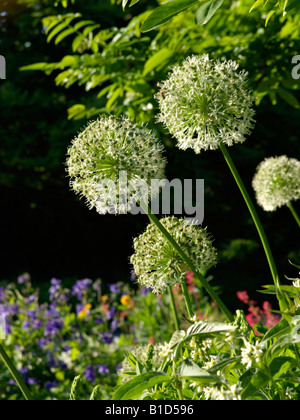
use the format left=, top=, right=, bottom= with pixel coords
left=288, top=202, right=300, bottom=229
left=140, top=200, right=234, bottom=323
left=180, top=281, right=194, bottom=319
left=219, top=143, right=280, bottom=288
left=168, top=286, right=180, bottom=330
left=0, top=342, right=33, bottom=401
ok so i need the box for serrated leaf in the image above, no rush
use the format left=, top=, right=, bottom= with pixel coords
left=177, top=358, right=223, bottom=384
left=111, top=372, right=171, bottom=400
left=141, top=0, right=201, bottom=32
left=195, top=0, right=224, bottom=26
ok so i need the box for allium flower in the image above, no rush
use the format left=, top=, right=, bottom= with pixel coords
left=156, top=54, right=255, bottom=154
left=131, top=216, right=217, bottom=294
left=66, top=116, right=166, bottom=214
left=252, top=156, right=300, bottom=212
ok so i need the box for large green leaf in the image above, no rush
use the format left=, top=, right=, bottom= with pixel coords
left=195, top=0, right=224, bottom=26
left=241, top=369, right=270, bottom=400
left=111, top=372, right=171, bottom=400
left=177, top=358, right=223, bottom=384
left=172, top=321, right=235, bottom=360
left=141, top=0, right=202, bottom=32
left=143, top=48, right=174, bottom=76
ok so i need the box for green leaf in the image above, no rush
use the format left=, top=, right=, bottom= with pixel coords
left=195, top=0, right=224, bottom=26
left=73, top=20, right=96, bottom=31
left=261, top=319, right=290, bottom=343
left=55, top=28, right=76, bottom=45
left=177, top=358, right=223, bottom=384
left=249, top=0, right=264, bottom=13
left=111, top=372, right=171, bottom=400
left=241, top=370, right=270, bottom=400
left=259, top=284, right=300, bottom=298
left=172, top=321, right=235, bottom=360
left=90, top=385, right=103, bottom=401
left=143, top=48, right=174, bottom=76
left=141, top=0, right=201, bottom=32
left=269, top=357, right=294, bottom=380
left=186, top=321, right=235, bottom=339
left=130, top=0, right=140, bottom=6
left=47, top=15, right=79, bottom=43
left=207, top=357, right=241, bottom=375
left=69, top=375, right=82, bottom=401
left=20, top=62, right=49, bottom=71
left=277, top=87, right=300, bottom=108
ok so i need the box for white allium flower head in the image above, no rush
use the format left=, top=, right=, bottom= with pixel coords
left=252, top=155, right=300, bottom=212
left=156, top=54, right=256, bottom=154
left=66, top=115, right=166, bottom=214
left=131, top=216, right=217, bottom=294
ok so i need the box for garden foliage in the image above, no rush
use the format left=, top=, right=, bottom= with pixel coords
left=0, top=0, right=300, bottom=402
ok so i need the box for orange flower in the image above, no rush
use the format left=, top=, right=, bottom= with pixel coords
left=78, top=303, right=92, bottom=318
left=120, top=295, right=131, bottom=306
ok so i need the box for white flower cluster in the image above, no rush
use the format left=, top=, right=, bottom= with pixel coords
left=252, top=155, right=300, bottom=212
left=156, top=54, right=255, bottom=154
left=131, top=216, right=218, bottom=294
left=203, top=384, right=242, bottom=400
left=66, top=116, right=166, bottom=214
left=240, top=339, right=264, bottom=370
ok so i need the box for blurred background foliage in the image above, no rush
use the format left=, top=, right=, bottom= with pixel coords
left=0, top=0, right=299, bottom=309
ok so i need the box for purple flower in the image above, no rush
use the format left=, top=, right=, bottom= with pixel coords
left=99, top=332, right=114, bottom=344
left=111, top=319, right=118, bottom=332
left=38, top=338, right=51, bottom=349
left=44, top=318, right=64, bottom=337
left=108, top=283, right=120, bottom=294
left=17, top=273, right=31, bottom=285
left=25, top=295, right=36, bottom=304
left=72, top=279, right=92, bottom=301
left=49, top=278, right=62, bottom=301
left=0, top=287, right=6, bottom=302
left=83, top=365, right=96, bottom=382
left=27, top=378, right=38, bottom=385
left=130, top=270, right=136, bottom=282
left=97, top=364, right=110, bottom=374
left=141, top=287, right=151, bottom=295
left=106, top=307, right=116, bottom=320
left=45, top=381, right=59, bottom=391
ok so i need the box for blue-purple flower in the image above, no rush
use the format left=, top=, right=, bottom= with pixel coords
left=72, top=279, right=93, bottom=301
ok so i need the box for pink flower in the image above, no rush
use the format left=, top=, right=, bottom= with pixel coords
left=236, top=291, right=250, bottom=304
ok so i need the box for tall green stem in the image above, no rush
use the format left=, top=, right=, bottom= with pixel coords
left=180, top=281, right=194, bottom=319
left=0, top=342, right=33, bottom=400
left=140, top=200, right=234, bottom=322
left=168, top=286, right=180, bottom=330
left=288, top=202, right=300, bottom=229
left=219, top=143, right=280, bottom=288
